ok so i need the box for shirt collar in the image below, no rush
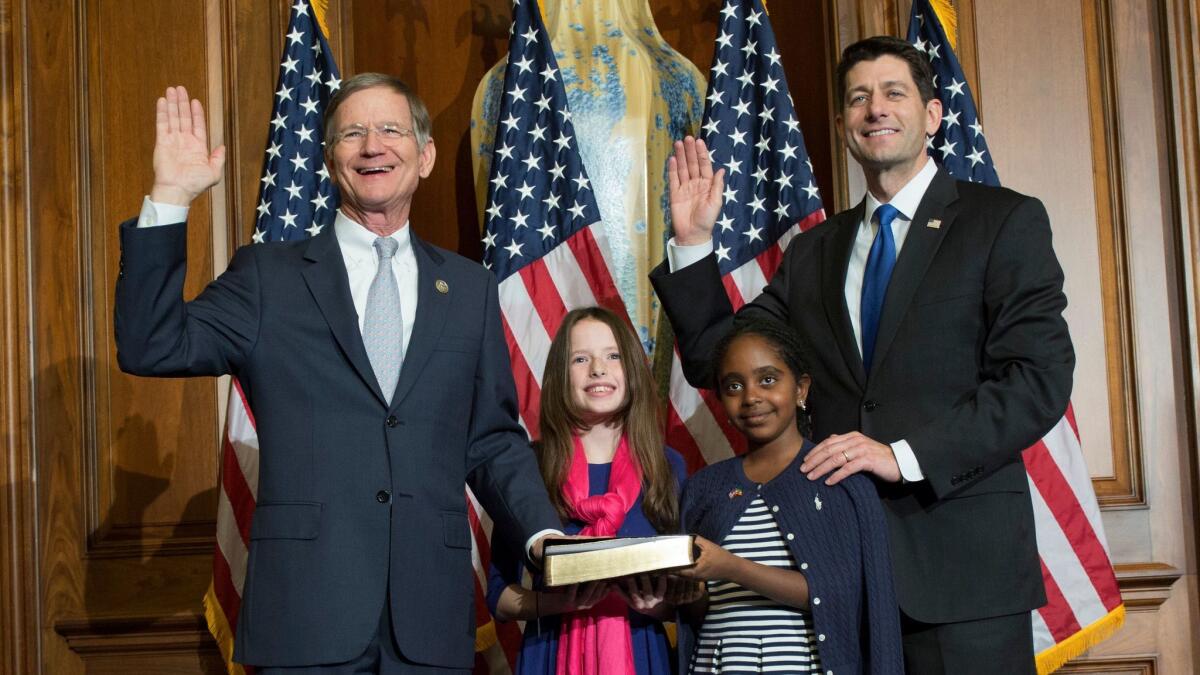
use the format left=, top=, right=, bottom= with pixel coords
left=333, top=209, right=412, bottom=267
left=863, top=157, right=939, bottom=224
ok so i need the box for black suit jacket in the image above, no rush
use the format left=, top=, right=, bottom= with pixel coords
left=651, top=169, right=1074, bottom=623
left=114, top=219, right=561, bottom=668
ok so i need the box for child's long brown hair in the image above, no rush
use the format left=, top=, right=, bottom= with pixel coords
left=537, top=307, right=679, bottom=533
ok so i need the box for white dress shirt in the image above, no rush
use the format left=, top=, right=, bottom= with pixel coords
left=137, top=197, right=560, bottom=554
left=665, top=159, right=939, bottom=482
left=138, top=199, right=419, bottom=348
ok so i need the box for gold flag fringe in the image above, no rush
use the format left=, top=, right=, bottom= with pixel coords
left=927, top=0, right=959, bottom=51
left=311, top=0, right=332, bottom=44
left=204, top=581, right=248, bottom=675
left=1035, top=604, right=1126, bottom=674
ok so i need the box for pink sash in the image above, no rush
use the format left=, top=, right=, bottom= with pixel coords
left=554, top=434, right=641, bottom=675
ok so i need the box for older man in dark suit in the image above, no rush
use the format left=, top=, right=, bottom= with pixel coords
left=115, top=75, right=562, bottom=673
left=651, top=37, right=1074, bottom=673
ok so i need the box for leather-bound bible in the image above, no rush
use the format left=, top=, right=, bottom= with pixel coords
left=542, top=535, right=697, bottom=587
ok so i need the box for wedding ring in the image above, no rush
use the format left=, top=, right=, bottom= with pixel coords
left=842, top=450, right=850, bottom=463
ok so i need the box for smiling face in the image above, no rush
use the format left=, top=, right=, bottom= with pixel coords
left=327, top=86, right=435, bottom=229
left=718, top=335, right=810, bottom=451
left=567, top=318, right=628, bottom=426
left=836, top=54, right=941, bottom=181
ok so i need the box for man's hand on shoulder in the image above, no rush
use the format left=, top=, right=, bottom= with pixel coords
left=800, top=432, right=902, bottom=485
left=150, top=86, right=226, bottom=207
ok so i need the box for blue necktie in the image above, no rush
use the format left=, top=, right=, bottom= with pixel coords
left=860, top=204, right=901, bottom=374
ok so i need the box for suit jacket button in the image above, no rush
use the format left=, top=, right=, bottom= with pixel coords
left=386, top=415, right=399, bottom=428
left=863, top=400, right=878, bottom=412
left=376, top=490, right=391, bottom=504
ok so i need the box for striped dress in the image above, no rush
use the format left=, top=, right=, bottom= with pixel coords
left=690, top=496, right=821, bottom=673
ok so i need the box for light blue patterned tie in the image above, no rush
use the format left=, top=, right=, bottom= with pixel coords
left=860, top=204, right=901, bottom=375
left=364, top=237, right=403, bottom=404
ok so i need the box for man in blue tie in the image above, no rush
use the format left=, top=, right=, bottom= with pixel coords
left=651, top=36, right=1073, bottom=673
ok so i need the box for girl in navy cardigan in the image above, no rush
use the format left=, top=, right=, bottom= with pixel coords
left=675, top=318, right=903, bottom=674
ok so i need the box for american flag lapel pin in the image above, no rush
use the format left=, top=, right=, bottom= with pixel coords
left=927, top=218, right=942, bottom=229
left=728, top=487, right=743, bottom=500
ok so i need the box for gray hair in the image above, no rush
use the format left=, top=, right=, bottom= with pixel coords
left=322, top=73, right=433, bottom=153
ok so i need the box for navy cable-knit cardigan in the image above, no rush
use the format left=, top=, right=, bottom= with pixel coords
left=678, top=440, right=904, bottom=674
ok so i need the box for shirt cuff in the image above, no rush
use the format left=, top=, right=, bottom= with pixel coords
left=525, top=528, right=565, bottom=562
left=666, top=237, right=714, bottom=272
left=137, top=196, right=190, bottom=228
left=891, top=440, right=925, bottom=482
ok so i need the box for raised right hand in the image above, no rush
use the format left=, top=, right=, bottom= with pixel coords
left=150, top=86, right=226, bottom=206
left=667, top=136, right=725, bottom=246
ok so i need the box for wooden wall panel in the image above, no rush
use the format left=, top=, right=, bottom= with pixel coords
left=25, top=0, right=226, bottom=671
left=84, top=0, right=221, bottom=556
left=1077, top=0, right=1144, bottom=506
left=1162, top=0, right=1200, bottom=658
left=0, top=0, right=37, bottom=669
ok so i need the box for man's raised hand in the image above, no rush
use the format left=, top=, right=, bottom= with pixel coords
left=150, top=86, right=226, bottom=206
left=667, top=136, right=725, bottom=246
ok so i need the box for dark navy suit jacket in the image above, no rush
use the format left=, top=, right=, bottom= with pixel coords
left=652, top=169, right=1074, bottom=624
left=114, top=219, right=561, bottom=668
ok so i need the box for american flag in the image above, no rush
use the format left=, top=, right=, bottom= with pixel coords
left=202, top=1, right=340, bottom=672
left=477, top=0, right=634, bottom=668
left=664, top=0, right=827, bottom=469
left=481, top=0, right=629, bottom=441
left=906, top=1, right=1124, bottom=671
left=907, top=1, right=998, bottom=186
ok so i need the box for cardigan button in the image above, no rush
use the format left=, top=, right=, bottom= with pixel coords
left=818, top=633, right=826, bottom=641
left=786, top=533, right=794, bottom=541
left=812, top=597, right=820, bottom=605
left=800, top=562, right=808, bottom=570
left=771, top=505, right=779, bottom=513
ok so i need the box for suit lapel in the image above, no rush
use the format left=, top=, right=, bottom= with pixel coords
left=869, top=170, right=959, bottom=376
left=300, top=226, right=388, bottom=405
left=822, top=203, right=867, bottom=390
left=390, top=233, right=449, bottom=409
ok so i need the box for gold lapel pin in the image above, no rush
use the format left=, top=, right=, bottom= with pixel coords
left=927, top=218, right=942, bottom=229
left=435, top=279, right=449, bottom=294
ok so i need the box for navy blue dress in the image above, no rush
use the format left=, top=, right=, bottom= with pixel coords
left=486, top=448, right=688, bottom=675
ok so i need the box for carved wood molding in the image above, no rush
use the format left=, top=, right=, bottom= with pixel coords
left=1081, top=0, right=1146, bottom=507
left=1114, top=562, right=1183, bottom=612
left=54, top=613, right=217, bottom=655
left=0, top=0, right=39, bottom=672
left=1060, top=655, right=1157, bottom=675
left=1158, top=0, right=1200, bottom=620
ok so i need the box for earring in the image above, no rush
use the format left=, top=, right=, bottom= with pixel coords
left=799, top=399, right=807, bottom=411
